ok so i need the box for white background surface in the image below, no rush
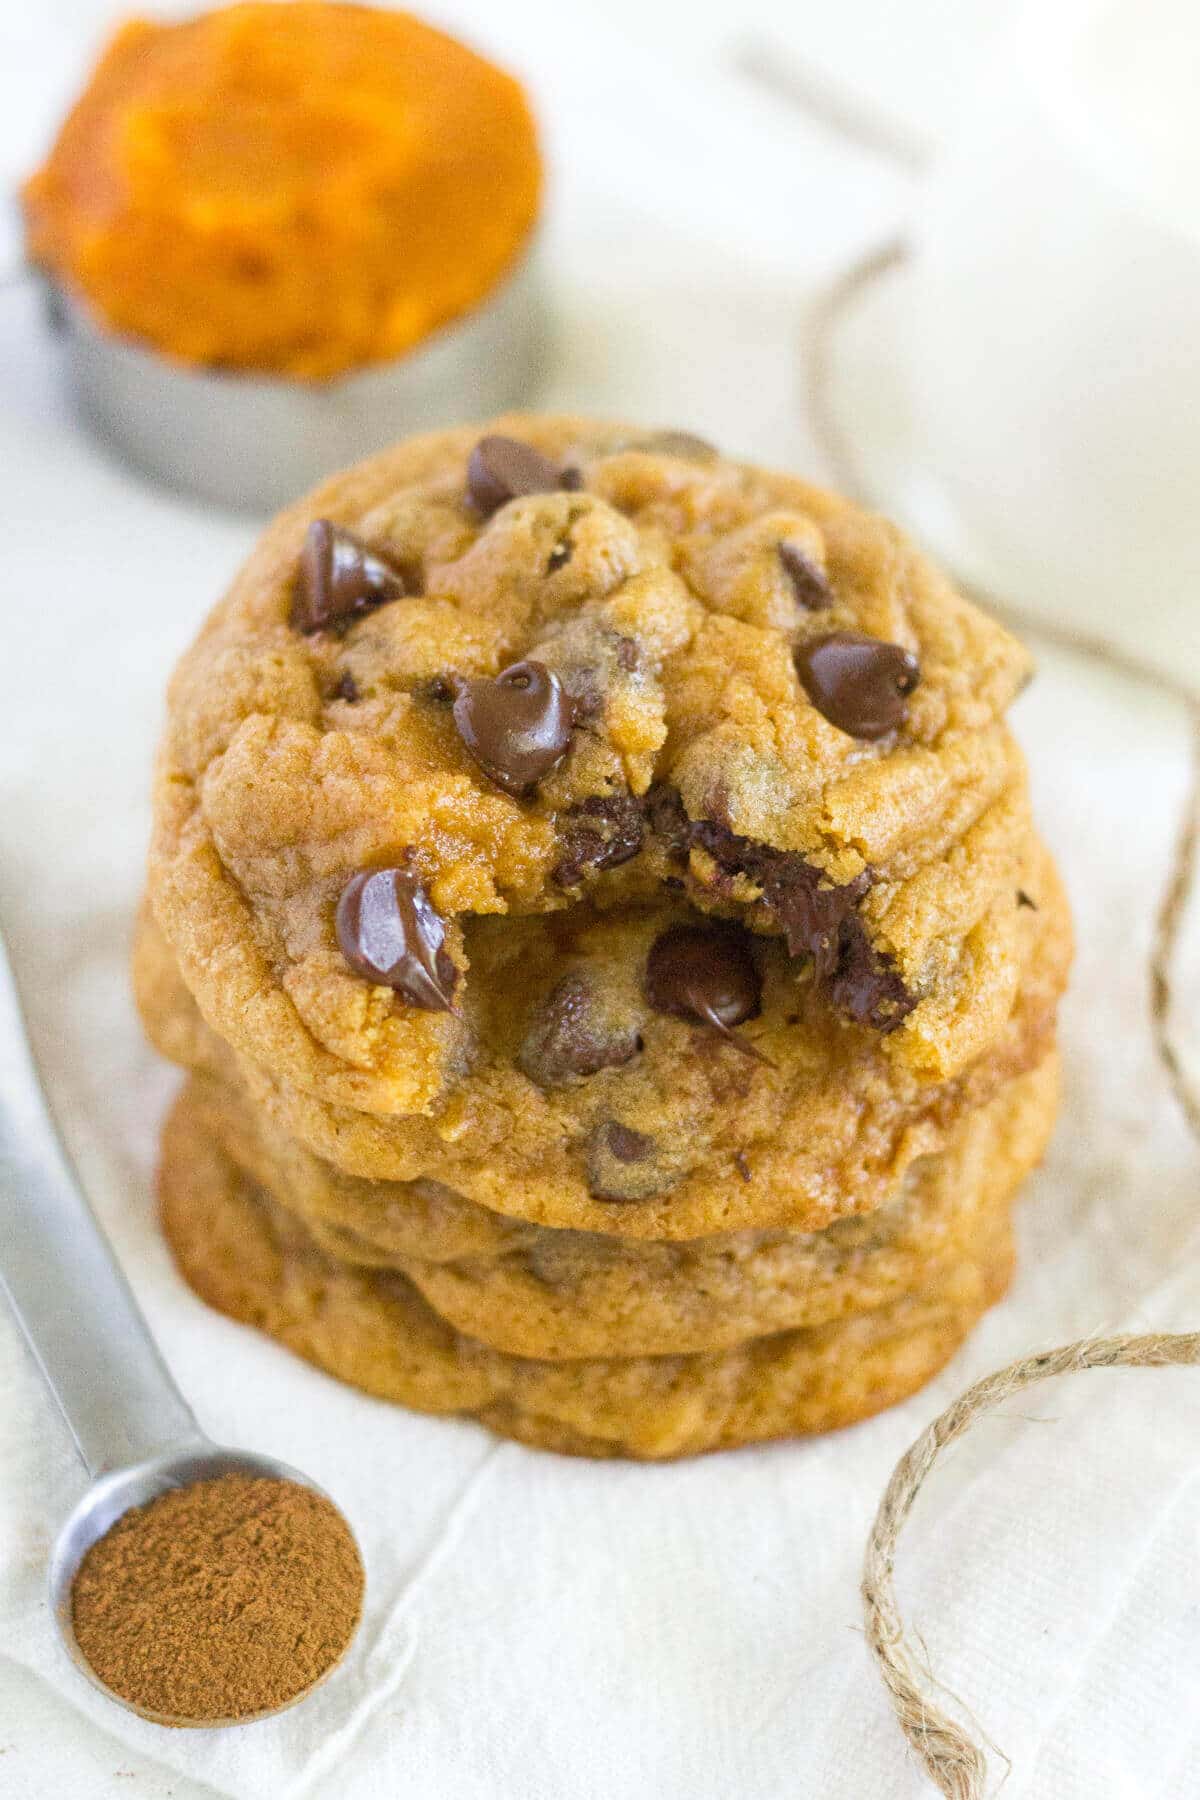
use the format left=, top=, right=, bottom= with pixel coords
left=1, top=4, right=1199, bottom=1798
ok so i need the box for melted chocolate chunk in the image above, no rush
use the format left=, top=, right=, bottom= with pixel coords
left=467, top=436, right=564, bottom=516
left=691, top=815, right=913, bottom=1031
left=827, top=954, right=914, bottom=1034
left=642, top=786, right=916, bottom=1032
left=778, top=540, right=832, bottom=610
left=1017, top=889, right=1038, bottom=910
left=546, top=537, right=573, bottom=574
left=552, top=794, right=646, bottom=887
left=642, top=784, right=693, bottom=861
left=335, top=869, right=456, bottom=1010
left=795, top=632, right=920, bottom=740
left=292, top=521, right=407, bottom=633
left=452, top=661, right=575, bottom=796
left=644, top=925, right=762, bottom=1042
left=517, top=973, right=641, bottom=1087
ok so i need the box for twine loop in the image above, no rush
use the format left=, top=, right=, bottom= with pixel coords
left=861, top=1335, right=1200, bottom=1797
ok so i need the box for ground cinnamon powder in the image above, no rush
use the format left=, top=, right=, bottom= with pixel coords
left=70, top=1473, right=364, bottom=1724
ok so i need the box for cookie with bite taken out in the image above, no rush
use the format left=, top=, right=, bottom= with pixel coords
left=145, top=416, right=1067, bottom=1234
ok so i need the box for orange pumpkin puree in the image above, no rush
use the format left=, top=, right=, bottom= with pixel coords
left=22, top=4, right=542, bottom=380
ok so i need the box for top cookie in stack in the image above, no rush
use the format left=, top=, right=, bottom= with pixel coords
left=143, top=417, right=1067, bottom=1248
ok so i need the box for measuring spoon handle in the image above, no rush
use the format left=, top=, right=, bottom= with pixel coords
left=0, top=926, right=202, bottom=1475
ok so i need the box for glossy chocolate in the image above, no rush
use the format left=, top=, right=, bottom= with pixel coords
left=452, top=660, right=575, bottom=795
left=643, top=784, right=917, bottom=1032
left=795, top=632, right=919, bottom=739
left=292, top=521, right=406, bottom=633
left=644, top=924, right=762, bottom=1039
left=552, top=794, right=645, bottom=887
left=335, top=868, right=456, bottom=1010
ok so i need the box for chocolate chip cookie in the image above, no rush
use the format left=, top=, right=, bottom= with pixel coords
left=159, top=1090, right=1016, bottom=1460
left=136, top=845, right=1068, bottom=1237
left=178, top=1055, right=1057, bottom=1357
left=147, top=416, right=1040, bottom=1139
left=140, top=416, right=1069, bottom=1451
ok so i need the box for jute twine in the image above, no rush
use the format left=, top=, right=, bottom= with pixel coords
left=860, top=1333, right=1200, bottom=1799
left=804, top=239, right=1200, bottom=1795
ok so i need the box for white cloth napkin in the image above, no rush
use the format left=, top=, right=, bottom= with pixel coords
left=2, top=5, right=1198, bottom=1797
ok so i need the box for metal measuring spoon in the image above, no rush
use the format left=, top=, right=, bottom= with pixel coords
left=0, top=925, right=363, bottom=1725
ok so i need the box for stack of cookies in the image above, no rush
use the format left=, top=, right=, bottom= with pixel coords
left=135, top=417, right=1071, bottom=1460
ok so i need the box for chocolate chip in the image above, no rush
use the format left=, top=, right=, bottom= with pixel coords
left=795, top=632, right=919, bottom=739
left=328, top=671, right=359, bottom=703
left=586, top=1119, right=678, bottom=1202
left=517, top=972, right=641, bottom=1087
left=733, top=1150, right=752, bottom=1183
left=467, top=436, right=563, bottom=516
left=452, top=660, right=575, bottom=796
left=559, top=464, right=585, bottom=492
left=552, top=794, right=645, bottom=887
left=1017, top=889, right=1038, bottom=910
left=608, top=1123, right=654, bottom=1162
left=644, top=924, right=762, bottom=1040
left=292, top=521, right=406, bottom=633
left=769, top=867, right=913, bottom=1033
left=638, top=429, right=719, bottom=460
left=546, top=538, right=573, bottom=574
left=778, top=540, right=832, bottom=610
left=335, top=869, right=456, bottom=1010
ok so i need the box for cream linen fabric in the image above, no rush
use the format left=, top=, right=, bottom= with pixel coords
left=1, top=4, right=1197, bottom=1796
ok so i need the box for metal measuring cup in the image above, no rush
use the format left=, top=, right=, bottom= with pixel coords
left=42, top=244, right=547, bottom=514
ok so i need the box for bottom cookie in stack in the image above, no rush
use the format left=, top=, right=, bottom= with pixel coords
left=159, top=1055, right=1058, bottom=1460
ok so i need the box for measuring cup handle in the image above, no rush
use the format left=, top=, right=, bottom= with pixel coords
left=0, top=929, right=202, bottom=1475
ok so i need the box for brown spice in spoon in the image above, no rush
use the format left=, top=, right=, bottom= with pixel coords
left=70, top=1473, right=363, bottom=1724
